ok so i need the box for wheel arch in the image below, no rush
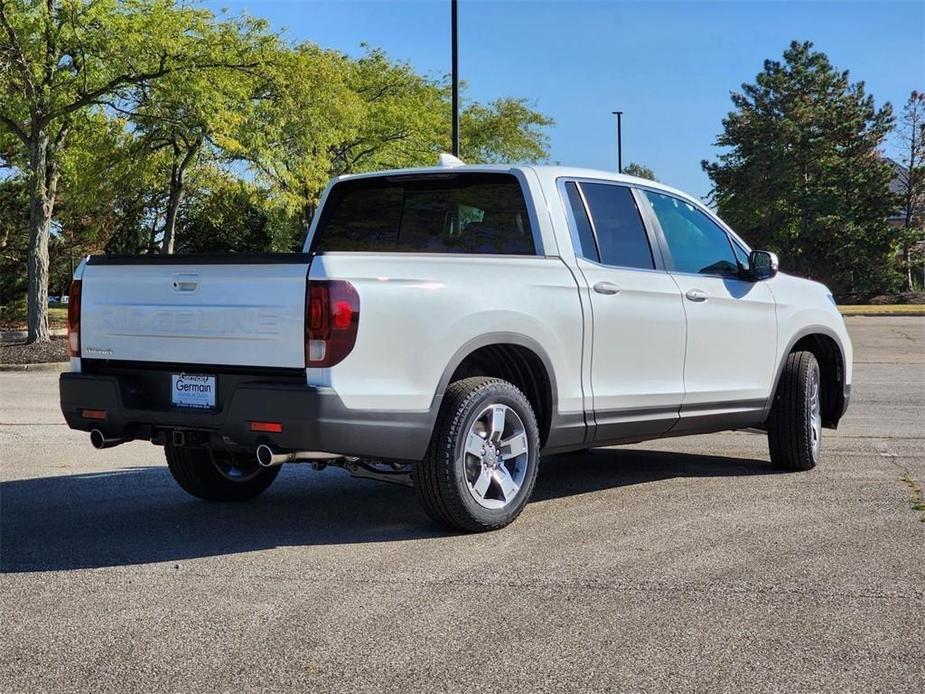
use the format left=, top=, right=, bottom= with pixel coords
left=434, top=333, right=559, bottom=447
left=767, top=325, right=848, bottom=429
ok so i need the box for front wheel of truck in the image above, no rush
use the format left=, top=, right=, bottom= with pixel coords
left=165, top=444, right=281, bottom=502
left=767, top=350, right=822, bottom=471
left=413, top=377, right=541, bottom=532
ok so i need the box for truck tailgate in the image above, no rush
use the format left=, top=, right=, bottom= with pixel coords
left=79, top=255, right=309, bottom=369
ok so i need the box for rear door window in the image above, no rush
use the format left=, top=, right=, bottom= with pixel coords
left=579, top=182, right=654, bottom=270
left=563, top=181, right=600, bottom=262
left=313, top=173, right=536, bottom=255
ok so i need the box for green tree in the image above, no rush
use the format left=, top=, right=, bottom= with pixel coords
left=460, top=97, right=552, bottom=164
left=329, top=47, right=444, bottom=175
left=330, top=54, right=552, bottom=171
left=242, top=47, right=553, bottom=239
left=703, top=41, right=895, bottom=296
left=2, top=5, right=554, bottom=333
left=239, top=43, right=360, bottom=232
left=0, top=177, right=29, bottom=320
left=175, top=176, right=294, bottom=254
left=1, top=109, right=153, bottom=306
left=0, top=0, right=259, bottom=341
left=623, top=162, right=657, bottom=181
left=124, top=16, right=274, bottom=253
left=42, top=112, right=174, bottom=260
left=894, top=91, right=925, bottom=290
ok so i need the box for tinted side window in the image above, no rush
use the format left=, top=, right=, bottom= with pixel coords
left=580, top=183, right=654, bottom=270
left=315, top=173, right=536, bottom=255
left=643, top=191, right=738, bottom=276
left=563, top=181, right=599, bottom=262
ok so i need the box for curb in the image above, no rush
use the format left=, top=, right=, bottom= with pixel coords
left=840, top=311, right=925, bottom=318
left=0, top=361, right=69, bottom=373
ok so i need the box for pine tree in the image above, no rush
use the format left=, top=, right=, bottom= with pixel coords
left=894, top=91, right=925, bottom=290
left=703, top=41, right=896, bottom=296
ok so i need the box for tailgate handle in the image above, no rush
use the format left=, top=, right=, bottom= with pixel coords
left=172, top=273, right=200, bottom=292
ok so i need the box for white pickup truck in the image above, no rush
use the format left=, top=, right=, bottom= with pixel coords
left=60, top=159, right=852, bottom=531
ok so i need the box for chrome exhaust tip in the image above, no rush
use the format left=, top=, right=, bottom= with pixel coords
left=256, top=444, right=286, bottom=468
left=90, top=429, right=128, bottom=450
left=256, top=444, right=344, bottom=468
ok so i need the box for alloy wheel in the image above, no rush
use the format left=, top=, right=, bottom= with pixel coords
left=463, top=403, right=530, bottom=510
left=809, top=365, right=822, bottom=462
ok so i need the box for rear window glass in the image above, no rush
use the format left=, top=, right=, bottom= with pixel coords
left=313, top=173, right=536, bottom=255
left=563, top=181, right=600, bottom=262
left=580, top=182, right=654, bottom=270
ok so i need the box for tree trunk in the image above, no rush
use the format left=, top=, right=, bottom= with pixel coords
left=26, top=131, right=59, bottom=344
left=903, top=110, right=919, bottom=292
left=907, top=245, right=914, bottom=292
left=160, top=142, right=199, bottom=255
left=148, top=210, right=161, bottom=254
left=161, top=160, right=183, bottom=255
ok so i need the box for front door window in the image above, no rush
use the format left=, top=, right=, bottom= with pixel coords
left=643, top=191, right=739, bottom=277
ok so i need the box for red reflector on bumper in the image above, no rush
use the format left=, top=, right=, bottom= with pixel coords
left=249, top=421, right=283, bottom=433
left=82, top=409, right=106, bottom=420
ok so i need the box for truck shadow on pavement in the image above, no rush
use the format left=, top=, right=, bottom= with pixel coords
left=1, top=448, right=778, bottom=573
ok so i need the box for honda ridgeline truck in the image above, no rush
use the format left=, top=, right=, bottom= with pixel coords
left=60, top=158, right=852, bottom=531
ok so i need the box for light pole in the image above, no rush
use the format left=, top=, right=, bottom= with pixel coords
left=451, top=0, right=460, bottom=157
left=612, top=111, right=623, bottom=173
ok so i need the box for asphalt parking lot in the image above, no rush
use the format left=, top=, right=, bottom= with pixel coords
left=1, top=316, right=923, bottom=693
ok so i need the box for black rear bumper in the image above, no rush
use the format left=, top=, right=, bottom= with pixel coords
left=59, top=369, right=436, bottom=461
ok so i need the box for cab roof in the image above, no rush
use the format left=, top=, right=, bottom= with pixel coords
left=335, top=163, right=702, bottom=208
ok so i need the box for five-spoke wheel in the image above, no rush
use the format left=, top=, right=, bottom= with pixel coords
left=414, top=377, right=540, bottom=531
left=463, top=404, right=530, bottom=509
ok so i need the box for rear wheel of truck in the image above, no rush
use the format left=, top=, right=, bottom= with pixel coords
left=165, top=444, right=281, bottom=501
left=414, top=377, right=540, bottom=532
left=767, top=350, right=822, bottom=471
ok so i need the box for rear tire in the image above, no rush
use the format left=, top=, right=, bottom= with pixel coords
left=767, top=350, right=822, bottom=471
left=165, top=444, right=281, bottom=501
left=413, top=377, right=540, bottom=532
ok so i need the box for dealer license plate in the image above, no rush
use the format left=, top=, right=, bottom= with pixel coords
left=171, top=373, right=216, bottom=409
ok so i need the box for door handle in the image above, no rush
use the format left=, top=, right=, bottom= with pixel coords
left=685, top=288, right=708, bottom=302
left=593, top=281, right=621, bottom=295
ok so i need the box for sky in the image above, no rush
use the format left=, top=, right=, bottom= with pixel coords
left=203, top=0, right=925, bottom=201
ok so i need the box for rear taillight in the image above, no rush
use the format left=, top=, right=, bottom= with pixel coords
left=305, top=280, right=359, bottom=367
left=67, top=279, right=82, bottom=357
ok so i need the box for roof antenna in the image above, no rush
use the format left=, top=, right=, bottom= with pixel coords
left=438, top=152, right=465, bottom=168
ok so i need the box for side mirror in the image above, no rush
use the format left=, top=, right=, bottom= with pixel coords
left=748, top=250, right=778, bottom=281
